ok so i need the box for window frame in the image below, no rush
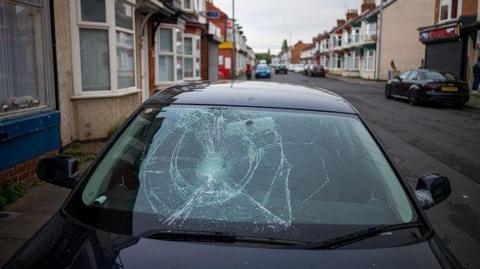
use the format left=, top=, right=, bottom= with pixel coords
left=0, top=0, right=56, bottom=119
left=182, top=0, right=193, bottom=12
left=70, top=0, right=137, bottom=97
left=363, top=50, right=375, bottom=72
left=155, top=24, right=185, bottom=85
left=439, top=0, right=462, bottom=22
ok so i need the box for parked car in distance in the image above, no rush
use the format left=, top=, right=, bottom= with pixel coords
left=385, top=69, right=469, bottom=108
left=309, top=64, right=326, bottom=77
left=288, top=64, right=296, bottom=72
left=259, top=60, right=267, bottom=65
left=303, top=64, right=311, bottom=76
left=293, top=64, right=305, bottom=73
left=5, top=81, right=460, bottom=269
left=255, top=64, right=271, bottom=79
left=275, top=64, right=288, bottom=74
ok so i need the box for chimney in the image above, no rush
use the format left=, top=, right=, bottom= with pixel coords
left=361, top=0, right=376, bottom=13
left=337, top=19, right=346, bottom=27
left=346, top=9, right=358, bottom=21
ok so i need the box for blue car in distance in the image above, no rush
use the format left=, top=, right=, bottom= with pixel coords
left=255, top=64, right=271, bottom=79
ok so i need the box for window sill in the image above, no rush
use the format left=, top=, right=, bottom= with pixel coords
left=71, top=89, right=141, bottom=100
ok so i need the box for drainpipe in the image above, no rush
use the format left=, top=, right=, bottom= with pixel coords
left=375, top=0, right=384, bottom=80
left=232, top=0, right=236, bottom=82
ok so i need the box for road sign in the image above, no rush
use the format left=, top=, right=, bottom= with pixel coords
left=207, top=11, right=220, bottom=19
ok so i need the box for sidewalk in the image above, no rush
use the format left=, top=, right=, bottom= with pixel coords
left=466, top=94, right=480, bottom=109
left=0, top=141, right=104, bottom=267
left=326, top=74, right=386, bottom=87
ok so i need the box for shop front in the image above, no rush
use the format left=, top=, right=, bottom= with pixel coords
left=419, top=23, right=465, bottom=79
left=419, top=17, right=478, bottom=82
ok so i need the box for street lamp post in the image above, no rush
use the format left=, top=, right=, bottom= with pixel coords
left=232, top=0, right=236, bottom=80
left=375, top=0, right=384, bottom=81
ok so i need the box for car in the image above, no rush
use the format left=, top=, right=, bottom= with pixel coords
left=288, top=64, right=296, bottom=72
left=255, top=64, right=271, bottom=79
left=275, top=64, right=288, bottom=74
left=309, top=64, right=326, bottom=77
left=5, top=81, right=460, bottom=269
left=303, top=64, right=311, bottom=76
left=259, top=60, right=267, bottom=65
left=293, top=64, right=305, bottom=73
left=385, top=69, right=469, bottom=108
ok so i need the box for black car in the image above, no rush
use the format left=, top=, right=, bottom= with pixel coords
left=306, top=64, right=326, bottom=77
left=385, top=70, right=469, bottom=107
left=275, top=64, right=288, bottom=74
left=5, top=81, right=460, bottom=269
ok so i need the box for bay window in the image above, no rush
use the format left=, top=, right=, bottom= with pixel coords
left=183, top=35, right=201, bottom=80
left=440, top=0, right=460, bottom=21
left=182, top=0, right=192, bottom=11
left=364, top=50, right=375, bottom=71
left=156, top=26, right=186, bottom=83
left=0, top=0, right=55, bottom=117
left=72, top=0, right=137, bottom=95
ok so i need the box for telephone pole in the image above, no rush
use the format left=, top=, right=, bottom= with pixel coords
left=231, top=0, right=236, bottom=80
left=375, top=0, right=384, bottom=80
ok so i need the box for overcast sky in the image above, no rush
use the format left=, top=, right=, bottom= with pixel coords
left=212, top=0, right=380, bottom=54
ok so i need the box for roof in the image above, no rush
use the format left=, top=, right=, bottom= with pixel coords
left=149, top=81, right=356, bottom=114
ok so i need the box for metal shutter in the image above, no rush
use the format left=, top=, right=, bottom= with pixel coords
left=208, top=42, right=219, bottom=81
left=425, top=41, right=463, bottom=79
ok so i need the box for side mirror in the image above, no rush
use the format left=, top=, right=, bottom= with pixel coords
left=395, top=76, right=403, bottom=82
left=415, top=173, right=452, bottom=210
left=37, top=156, right=80, bottom=189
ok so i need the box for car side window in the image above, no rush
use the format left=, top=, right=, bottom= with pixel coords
left=399, top=71, right=410, bottom=80
left=407, top=71, right=418, bottom=81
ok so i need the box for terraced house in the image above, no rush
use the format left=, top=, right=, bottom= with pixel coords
left=317, top=0, right=378, bottom=80
left=0, top=0, right=255, bottom=188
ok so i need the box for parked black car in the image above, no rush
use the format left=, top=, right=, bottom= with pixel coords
left=307, top=64, right=326, bottom=77
left=5, top=81, right=460, bottom=269
left=274, top=64, right=288, bottom=74
left=385, top=69, right=469, bottom=107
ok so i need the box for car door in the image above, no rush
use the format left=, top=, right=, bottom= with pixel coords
left=392, top=71, right=410, bottom=96
left=399, top=71, right=419, bottom=97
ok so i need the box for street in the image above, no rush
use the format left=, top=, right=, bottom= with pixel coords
left=258, top=71, right=480, bottom=268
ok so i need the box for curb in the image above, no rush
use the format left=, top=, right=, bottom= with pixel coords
left=326, top=74, right=385, bottom=87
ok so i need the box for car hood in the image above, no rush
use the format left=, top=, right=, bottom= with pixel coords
left=4, top=213, right=447, bottom=269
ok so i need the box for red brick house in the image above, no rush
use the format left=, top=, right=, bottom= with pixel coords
left=419, top=0, right=479, bottom=88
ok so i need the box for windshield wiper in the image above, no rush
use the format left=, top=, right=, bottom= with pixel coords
left=144, top=230, right=309, bottom=246
left=299, top=222, right=424, bottom=250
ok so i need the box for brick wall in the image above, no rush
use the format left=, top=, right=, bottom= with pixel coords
left=291, top=42, right=312, bottom=64
left=201, top=35, right=209, bottom=80
left=0, top=151, right=57, bottom=191
left=434, top=0, right=478, bottom=23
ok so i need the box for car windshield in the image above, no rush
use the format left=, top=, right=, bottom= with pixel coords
left=257, top=65, right=269, bottom=70
left=76, top=105, right=414, bottom=241
left=424, top=71, right=456, bottom=81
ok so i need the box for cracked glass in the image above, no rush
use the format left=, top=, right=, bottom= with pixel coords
left=81, top=105, right=413, bottom=238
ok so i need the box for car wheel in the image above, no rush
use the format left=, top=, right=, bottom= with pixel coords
left=385, top=87, right=393, bottom=99
left=408, top=90, right=419, bottom=106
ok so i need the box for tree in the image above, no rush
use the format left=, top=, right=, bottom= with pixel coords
left=281, top=39, right=289, bottom=53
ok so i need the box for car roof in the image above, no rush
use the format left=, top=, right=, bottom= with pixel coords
left=148, top=81, right=357, bottom=114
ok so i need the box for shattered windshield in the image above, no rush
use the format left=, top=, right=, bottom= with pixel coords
left=80, top=105, right=413, bottom=238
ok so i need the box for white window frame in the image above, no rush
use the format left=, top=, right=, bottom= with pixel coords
left=363, top=50, right=375, bottom=71
left=155, top=24, right=185, bottom=85
left=439, top=0, right=462, bottom=22
left=182, top=0, right=193, bottom=12
left=183, top=34, right=201, bottom=80
left=70, top=0, right=137, bottom=97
